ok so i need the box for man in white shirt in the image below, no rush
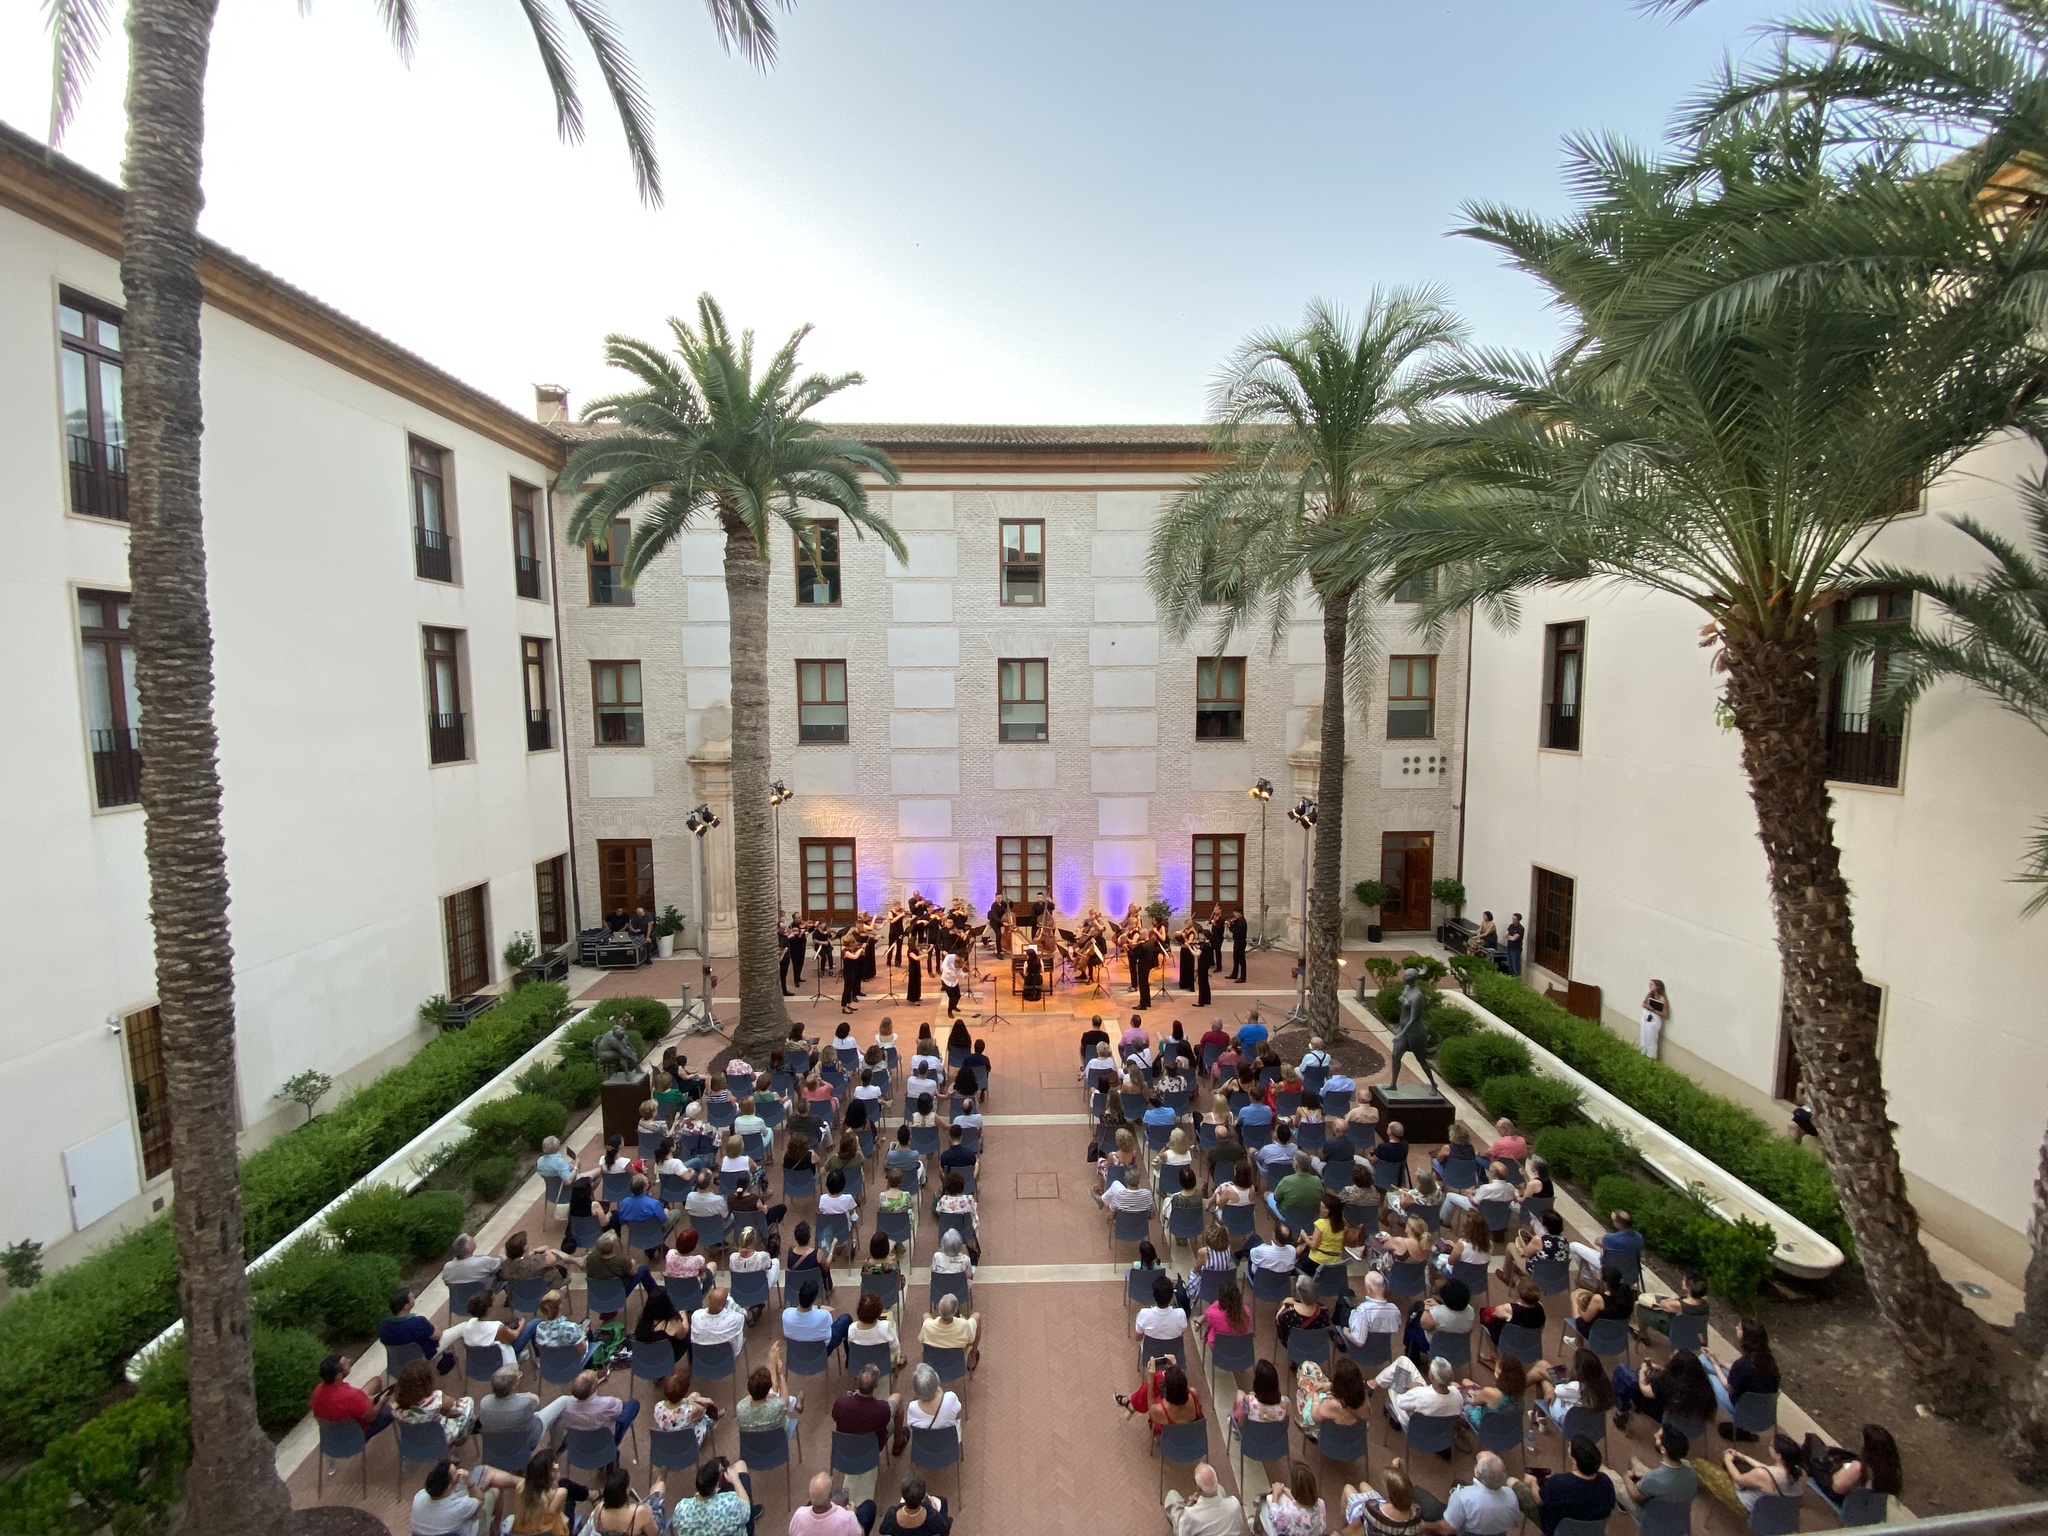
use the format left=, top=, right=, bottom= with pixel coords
left=1375, top=1354, right=1465, bottom=1427
left=952, top=1098, right=984, bottom=1135
left=1133, top=1273, right=1188, bottom=1343
left=1428, top=1454, right=1522, bottom=1536
left=1341, top=1272, right=1403, bottom=1350
left=1321, top=1069, right=1356, bottom=1097
left=1098, top=1179, right=1156, bottom=1215
left=1298, top=1038, right=1334, bottom=1075
left=689, top=1286, right=747, bottom=1350
left=1447, top=1161, right=1519, bottom=1214
left=1162, top=1459, right=1248, bottom=1536
left=683, top=1172, right=729, bottom=1220
left=1246, top=1236, right=1298, bottom=1277
left=905, top=1067, right=940, bottom=1104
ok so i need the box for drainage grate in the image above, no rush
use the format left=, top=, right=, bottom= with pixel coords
left=1015, top=1173, right=1060, bottom=1200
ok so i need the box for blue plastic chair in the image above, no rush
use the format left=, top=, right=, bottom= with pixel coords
left=1632, top=1494, right=1695, bottom=1536
left=729, top=1267, right=773, bottom=1318
left=1111, top=1208, right=1152, bottom=1256
left=1824, top=1488, right=1888, bottom=1528
left=843, top=1340, right=895, bottom=1390
left=860, top=1270, right=904, bottom=1311
left=1233, top=1415, right=1290, bottom=1486
left=1529, top=1257, right=1571, bottom=1299
left=584, top=1275, right=628, bottom=1319
left=396, top=1416, right=455, bottom=1488
left=536, top=1340, right=587, bottom=1396
left=1157, top=1418, right=1210, bottom=1496
left=602, top=1170, right=633, bottom=1203
left=1403, top=1411, right=1457, bottom=1460
left=1346, top=1330, right=1395, bottom=1369
left=481, top=1425, right=540, bottom=1474
left=1746, top=1495, right=1804, bottom=1536
left=878, top=1207, right=914, bottom=1249
left=443, top=1279, right=485, bottom=1320
left=923, top=1343, right=970, bottom=1385
left=1582, top=1315, right=1631, bottom=1366
left=648, top=1424, right=702, bottom=1480
left=632, top=1335, right=678, bottom=1394
left=1219, top=1203, right=1257, bottom=1242
left=738, top=1424, right=795, bottom=1505
left=783, top=1167, right=818, bottom=1204
left=1730, top=1391, right=1780, bottom=1438
left=1320, top=1089, right=1352, bottom=1119
left=568, top=1214, right=603, bottom=1251
left=909, top=1425, right=963, bottom=1507
left=1317, top=1415, right=1369, bottom=1473
left=832, top=1428, right=882, bottom=1481
left=463, top=1342, right=504, bottom=1387
left=1209, top=1329, right=1256, bottom=1378
left=1386, top=1261, right=1427, bottom=1304
left=563, top=1425, right=622, bottom=1481
left=691, top=1338, right=738, bottom=1408
left=316, top=1417, right=369, bottom=1497
left=1433, top=1328, right=1472, bottom=1371
left=1667, top=1313, right=1709, bottom=1354
left=1250, top=1267, right=1293, bottom=1309
left=1496, top=1322, right=1545, bottom=1367
left=1452, top=1260, right=1493, bottom=1300
left=689, top=1212, right=730, bottom=1252
left=816, top=1211, right=854, bottom=1259
left=1286, top=1326, right=1332, bottom=1370
left=785, top=1336, right=833, bottom=1387
left=666, top=1274, right=705, bottom=1314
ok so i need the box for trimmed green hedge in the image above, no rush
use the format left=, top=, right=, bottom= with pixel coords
left=0, top=980, right=572, bottom=1457
left=1591, top=1175, right=1778, bottom=1305
left=1439, top=1033, right=1533, bottom=1090
left=135, top=1326, right=327, bottom=1434
left=466, top=1093, right=568, bottom=1151
left=1465, top=971, right=1848, bottom=1249
left=1535, top=1122, right=1639, bottom=1186
left=0, top=1395, right=191, bottom=1536
left=1479, top=1074, right=1582, bottom=1130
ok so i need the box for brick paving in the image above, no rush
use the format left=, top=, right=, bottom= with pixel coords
left=284, top=948, right=1839, bottom=1534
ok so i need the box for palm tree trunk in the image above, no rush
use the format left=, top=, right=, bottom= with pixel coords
left=1306, top=591, right=1350, bottom=1038
left=2019, top=1125, right=2048, bottom=1353
left=1721, top=626, right=1993, bottom=1415
left=720, top=511, right=794, bottom=1060
left=122, top=2, right=293, bottom=1533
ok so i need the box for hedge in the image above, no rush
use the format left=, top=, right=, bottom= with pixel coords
left=1464, top=971, right=1848, bottom=1249
left=466, top=1093, right=569, bottom=1152
left=135, top=1326, right=327, bottom=1434
left=1478, top=1074, right=1583, bottom=1130
left=0, top=1395, right=191, bottom=1536
left=1535, top=1122, right=1639, bottom=1187
left=1439, top=1033, right=1533, bottom=1090
left=1591, top=1175, right=1778, bottom=1305
left=0, top=980, right=572, bottom=1457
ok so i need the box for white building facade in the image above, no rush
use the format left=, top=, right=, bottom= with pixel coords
left=554, top=424, right=1468, bottom=969
left=1459, top=430, right=2048, bottom=1282
left=0, top=128, right=574, bottom=1268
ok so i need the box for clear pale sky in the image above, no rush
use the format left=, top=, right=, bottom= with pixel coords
left=1, top=0, right=1786, bottom=424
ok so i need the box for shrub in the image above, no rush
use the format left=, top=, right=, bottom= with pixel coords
left=1479, top=1075, right=1584, bottom=1130
left=316, top=1251, right=404, bottom=1338
left=518, top=1056, right=605, bottom=1110
left=1444, top=953, right=1493, bottom=991
left=466, top=1093, right=568, bottom=1152
left=1535, top=1122, right=1638, bottom=1185
left=471, top=1155, right=518, bottom=1203
left=1430, top=878, right=1467, bottom=910
left=253, top=1327, right=328, bottom=1431
left=1424, top=1004, right=1479, bottom=1044
left=1363, top=957, right=1402, bottom=987
left=0, top=1457, right=74, bottom=1535
left=1591, top=1175, right=1778, bottom=1305
left=1438, top=1033, right=1533, bottom=1090
left=0, top=980, right=569, bottom=1457
left=1397, top=954, right=1449, bottom=983
left=325, top=1185, right=465, bottom=1264
left=1469, top=971, right=1849, bottom=1249
left=250, top=1236, right=347, bottom=1333
left=573, top=996, right=670, bottom=1051
left=49, top=1395, right=190, bottom=1536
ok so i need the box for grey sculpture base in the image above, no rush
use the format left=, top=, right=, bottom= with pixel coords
left=601, top=1073, right=652, bottom=1143
left=1371, top=1081, right=1454, bottom=1146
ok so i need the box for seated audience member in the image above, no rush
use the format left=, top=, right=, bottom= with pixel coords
left=1616, top=1424, right=1701, bottom=1518
left=1724, top=1434, right=1810, bottom=1515
left=1637, top=1271, right=1711, bottom=1340
left=441, top=1233, right=504, bottom=1296
left=1516, top=1435, right=1617, bottom=1536
left=669, top=1459, right=755, bottom=1536
left=560, top=1368, right=639, bottom=1447
left=445, top=1290, right=529, bottom=1370
left=1373, top=1354, right=1464, bottom=1428
left=929, top=1228, right=975, bottom=1282
left=392, top=1356, right=475, bottom=1443
left=789, top=1471, right=862, bottom=1536
left=918, top=1294, right=982, bottom=1370
left=829, top=1366, right=900, bottom=1506
left=529, top=1290, right=593, bottom=1369
left=501, top=1229, right=570, bottom=1289
left=311, top=1353, right=393, bottom=1439
left=782, top=1277, right=854, bottom=1358
left=735, top=1341, right=801, bottom=1441
left=1703, top=1320, right=1782, bottom=1439
left=1613, top=1347, right=1717, bottom=1432
left=576, top=1233, right=654, bottom=1316
left=1423, top=1452, right=1520, bottom=1536
left=1530, top=1346, right=1615, bottom=1429
left=411, top=1457, right=520, bottom=1536
left=1568, top=1207, right=1644, bottom=1281
left=650, top=1363, right=717, bottom=1445
left=379, top=1287, right=442, bottom=1365
left=1342, top=1272, right=1403, bottom=1352
left=1202, top=1275, right=1252, bottom=1349
left=535, top=1137, right=577, bottom=1188
left=688, top=1286, right=746, bottom=1355
left=1483, top=1118, right=1527, bottom=1165
left=1480, top=1277, right=1546, bottom=1354
left=1339, top=1459, right=1416, bottom=1536
left=1163, top=1458, right=1243, bottom=1536
left=475, top=1365, right=570, bottom=1455
left=1374, top=1122, right=1412, bottom=1177
left=847, top=1289, right=902, bottom=1371
left=855, top=1473, right=951, bottom=1536
left=1257, top=1464, right=1326, bottom=1536
left=1805, top=1424, right=1904, bottom=1510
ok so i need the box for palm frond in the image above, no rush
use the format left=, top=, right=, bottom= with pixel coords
left=516, top=0, right=584, bottom=143
left=373, top=0, right=418, bottom=63
left=565, top=0, right=661, bottom=206
left=704, top=0, right=786, bottom=69
left=2022, top=818, right=2048, bottom=916
left=42, top=0, right=110, bottom=143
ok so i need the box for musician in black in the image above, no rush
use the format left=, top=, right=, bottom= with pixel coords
left=815, top=923, right=836, bottom=976
left=1195, top=927, right=1214, bottom=1007
left=1131, top=929, right=1158, bottom=1010
left=885, top=901, right=907, bottom=966
left=1228, top=908, right=1250, bottom=982
left=1022, top=944, right=1045, bottom=1002
left=839, top=929, right=866, bottom=1013
left=779, top=913, right=806, bottom=993
left=1207, top=905, right=1228, bottom=976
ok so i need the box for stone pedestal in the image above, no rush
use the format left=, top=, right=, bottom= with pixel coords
left=601, top=1073, right=651, bottom=1143
left=1371, top=1081, right=1454, bottom=1147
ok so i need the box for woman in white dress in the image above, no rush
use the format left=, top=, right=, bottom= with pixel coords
left=1639, top=979, right=1669, bottom=1058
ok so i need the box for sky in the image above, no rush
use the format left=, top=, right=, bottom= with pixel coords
left=0, top=0, right=1789, bottom=424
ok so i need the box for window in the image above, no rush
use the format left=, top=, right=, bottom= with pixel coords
left=795, top=519, right=841, bottom=605
left=593, top=661, right=644, bottom=746
left=424, top=627, right=467, bottom=764
left=1000, top=519, right=1044, bottom=606
left=1196, top=657, right=1246, bottom=739
left=59, top=292, right=126, bottom=520
left=1387, top=655, right=1436, bottom=738
left=1827, top=589, right=1912, bottom=788
left=1532, top=867, right=1575, bottom=976
left=121, top=1005, right=172, bottom=1180
left=522, top=638, right=553, bottom=751
left=1192, top=835, right=1243, bottom=912
left=997, top=837, right=1051, bottom=905
left=78, top=588, right=141, bottom=808
left=411, top=438, right=456, bottom=582
left=999, top=658, right=1049, bottom=742
left=588, top=518, right=633, bottom=606
left=1543, top=623, right=1584, bottom=751
left=512, top=481, right=545, bottom=599
left=443, top=884, right=490, bottom=996
left=801, top=838, right=858, bottom=925
left=597, top=839, right=654, bottom=920
left=1392, top=570, right=1435, bottom=603
left=535, top=855, right=569, bottom=948
left=1778, top=981, right=1884, bottom=1101
left=797, top=659, right=849, bottom=743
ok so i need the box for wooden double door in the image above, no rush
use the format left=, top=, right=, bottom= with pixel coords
left=1379, top=832, right=1434, bottom=932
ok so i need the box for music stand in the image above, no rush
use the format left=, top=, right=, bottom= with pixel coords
left=982, top=965, right=1007, bottom=1030
left=810, top=930, right=831, bottom=1007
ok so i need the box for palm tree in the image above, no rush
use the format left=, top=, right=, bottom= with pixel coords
left=1376, top=121, right=2048, bottom=1414
left=45, top=4, right=790, bottom=1532
left=1146, top=292, right=1467, bottom=1040
left=1838, top=486, right=2048, bottom=1469
left=560, top=298, right=903, bottom=1059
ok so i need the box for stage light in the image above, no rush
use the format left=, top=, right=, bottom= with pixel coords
left=1248, top=778, right=1274, bottom=802
left=768, top=780, right=793, bottom=807
left=1287, top=796, right=1318, bottom=829
left=686, top=804, right=720, bottom=836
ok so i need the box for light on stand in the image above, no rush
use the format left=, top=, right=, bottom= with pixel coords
left=685, top=804, right=720, bottom=959
left=1285, top=795, right=1318, bottom=1025
left=1248, top=778, right=1275, bottom=951
left=767, top=781, right=793, bottom=919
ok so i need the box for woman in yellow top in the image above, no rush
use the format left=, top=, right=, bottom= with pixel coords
left=1304, top=1193, right=1355, bottom=1273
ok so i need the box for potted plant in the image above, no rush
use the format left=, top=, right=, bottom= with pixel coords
left=653, top=904, right=685, bottom=959
left=1353, top=878, right=1395, bottom=944
left=502, top=930, right=536, bottom=983
left=418, top=993, right=453, bottom=1031
left=1144, top=895, right=1174, bottom=929
left=277, top=1068, right=333, bottom=1124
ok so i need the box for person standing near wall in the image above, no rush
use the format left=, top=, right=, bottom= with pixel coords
left=1638, top=980, right=1668, bottom=1058
left=1503, top=914, right=1524, bottom=977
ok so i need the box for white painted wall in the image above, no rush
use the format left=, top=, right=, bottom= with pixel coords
left=1459, top=432, right=2048, bottom=1279
left=0, top=205, right=570, bottom=1266
left=559, top=465, right=1465, bottom=962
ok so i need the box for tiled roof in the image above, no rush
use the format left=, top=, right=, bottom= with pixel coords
left=550, top=420, right=1211, bottom=448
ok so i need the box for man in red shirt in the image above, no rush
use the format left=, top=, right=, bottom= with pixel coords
left=1484, top=1117, right=1529, bottom=1165
left=310, top=1354, right=394, bottom=1440
left=827, top=1366, right=899, bottom=1506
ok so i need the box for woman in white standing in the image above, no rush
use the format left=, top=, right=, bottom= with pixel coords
left=1638, top=979, right=1668, bottom=1058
